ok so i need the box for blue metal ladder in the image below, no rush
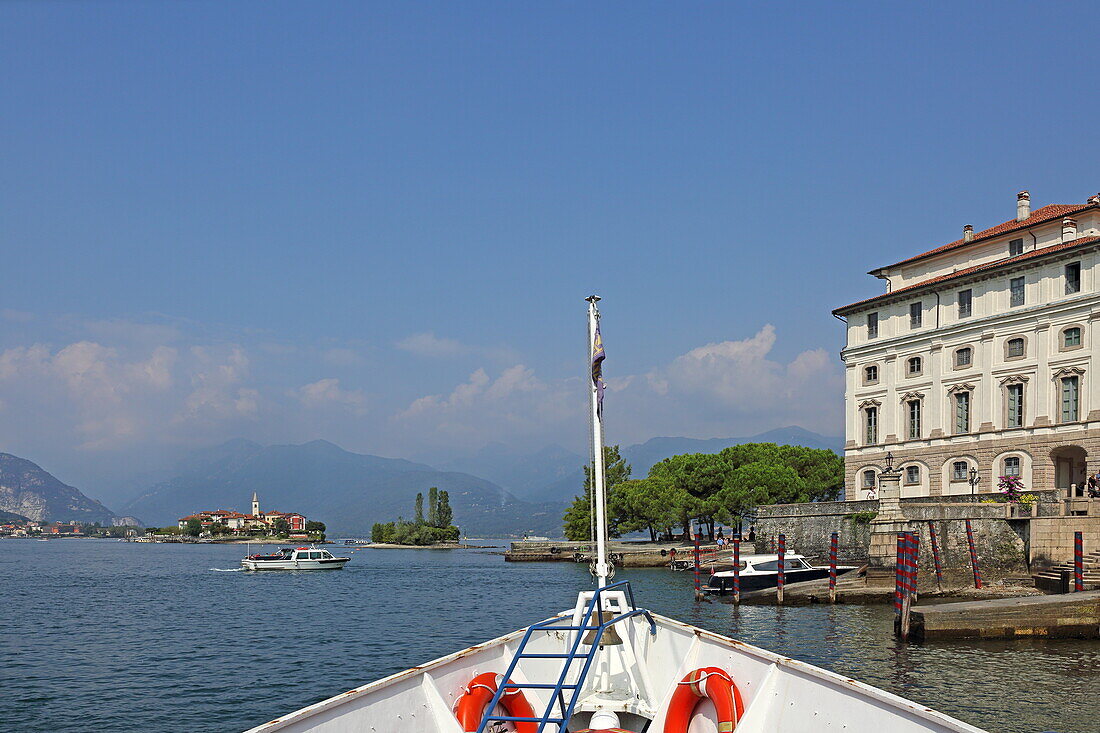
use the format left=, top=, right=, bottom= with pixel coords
left=475, top=580, right=656, bottom=733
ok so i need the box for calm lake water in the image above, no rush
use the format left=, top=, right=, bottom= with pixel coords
left=2, top=539, right=1097, bottom=732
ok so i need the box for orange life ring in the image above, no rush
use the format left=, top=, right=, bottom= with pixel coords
left=663, top=667, right=745, bottom=733
left=453, top=672, right=538, bottom=733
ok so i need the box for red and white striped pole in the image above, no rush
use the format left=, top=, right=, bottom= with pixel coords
left=965, top=519, right=982, bottom=589
left=693, top=530, right=702, bottom=601
left=1074, top=531, right=1084, bottom=592
left=828, top=531, right=838, bottom=604
left=898, top=531, right=920, bottom=640
left=777, top=533, right=786, bottom=605
left=928, top=521, right=944, bottom=592
left=732, top=537, right=741, bottom=604
left=894, top=532, right=905, bottom=614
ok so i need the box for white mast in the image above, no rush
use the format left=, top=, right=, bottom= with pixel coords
left=586, top=295, right=610, bottom=587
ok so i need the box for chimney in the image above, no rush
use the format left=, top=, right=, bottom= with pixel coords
left=1063, top=217, right=1078, bottom=243
left=1088, top=193, right=1100, bottom=205
left=1017, top=191, right=1031, bottom=221
left=963, top=224, right=974, bottom=242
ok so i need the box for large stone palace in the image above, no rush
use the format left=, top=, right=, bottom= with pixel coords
left=833, top=190, right=1100, bottom=500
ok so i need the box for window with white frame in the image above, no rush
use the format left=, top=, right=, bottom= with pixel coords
left=1003, top=456, right=1021, bottom=477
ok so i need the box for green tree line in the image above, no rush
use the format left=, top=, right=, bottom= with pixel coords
left=371, top=487, right=460, bottom=545
left=563, top=443, right=843, bottom=541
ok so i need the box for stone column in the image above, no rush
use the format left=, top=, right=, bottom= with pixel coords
left=868, top=463, right=913, bottom=579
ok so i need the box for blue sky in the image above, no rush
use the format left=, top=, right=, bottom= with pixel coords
left=2, top=2, right=1098, bottom=497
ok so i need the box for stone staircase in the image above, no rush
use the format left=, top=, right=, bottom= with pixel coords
left=1033, top=549, right=1100, bottom=593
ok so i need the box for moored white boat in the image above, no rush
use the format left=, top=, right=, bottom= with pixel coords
left=244, top=297, right=986, bottom=733
left=706, top=553, right=859, bottom=593
left=241, top=546, right=350, bottom=571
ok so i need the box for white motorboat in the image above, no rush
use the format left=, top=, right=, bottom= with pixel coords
left=245, top=297, right=985, bottom=733
left=241, top=546, right=350, bottom=571
left=706, top=553, right=860, bottom=594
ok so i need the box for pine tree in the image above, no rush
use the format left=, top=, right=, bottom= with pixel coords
left=438, top=490, right=453, bottom=528
left=428, top=486, right=439, bottom=527
left=414, top=492, right=424, bottom=524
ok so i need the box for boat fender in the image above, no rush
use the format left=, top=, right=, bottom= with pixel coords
left=662, top=667, right=745, bottom=733
left=452, top=671, right=538, bottom=733
left=549, top=546, right=560, bottom=554
left=660, top=549, right=667, bottom=557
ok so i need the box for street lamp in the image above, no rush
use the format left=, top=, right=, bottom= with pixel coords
left=968, top=467, right=981, bottom=495
left=885, top=451, right=895, bottom=473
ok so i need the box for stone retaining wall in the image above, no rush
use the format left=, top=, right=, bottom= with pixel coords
left=1029, top=516, right=1100, bottom=565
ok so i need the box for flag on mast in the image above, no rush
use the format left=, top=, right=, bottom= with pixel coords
left=592, top=321, right=606, bottom=419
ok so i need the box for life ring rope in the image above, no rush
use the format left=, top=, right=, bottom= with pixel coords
left=453, top=672, right=537, bottom=733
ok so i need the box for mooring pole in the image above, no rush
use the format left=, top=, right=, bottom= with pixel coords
left=894, top=532, right=905, bottom=614
left=733, top=537, right=741, bottom=604
left=899, top=532, right=920, bottom=641
left=777, top=533, right=786, bottom=605
left=928, top=521, right=944, bottom=593
left=693, top=532, right=703, bottom=601
left=964, top=519, right=982, bottom=589
left=828, top=531, right=838, bottom=604
left=1074, top=531, right=1084, bottom=592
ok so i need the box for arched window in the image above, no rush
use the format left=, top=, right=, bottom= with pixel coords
left=1003, top=456, right=1021, bottom=477
left=955, top=347, right=973, bottom=368
left=907, top=356, right=922, bottom=376
left=862, top=470, right=876, bottom=488
left=1006, top=338, right=1025, bottom=359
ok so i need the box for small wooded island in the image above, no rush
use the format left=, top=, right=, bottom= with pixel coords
left=371, top=487, right=461, bottom=545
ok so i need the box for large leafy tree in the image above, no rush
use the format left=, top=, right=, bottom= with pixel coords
left=562, top=445, right=631, bottom=541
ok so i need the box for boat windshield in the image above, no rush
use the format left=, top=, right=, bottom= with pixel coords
left=753, top=558, right=810, bottom=571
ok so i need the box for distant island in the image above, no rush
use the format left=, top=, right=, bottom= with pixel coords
left=371, top=487, right=460, bottom=546
left=143, top=492, right=327, bottom=542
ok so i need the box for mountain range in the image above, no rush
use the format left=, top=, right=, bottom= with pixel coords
left=120, top=439, right=566, bottom=537
left=0, top=453, right=118, bottom=524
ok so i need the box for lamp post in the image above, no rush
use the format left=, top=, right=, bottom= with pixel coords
left=968, top=467, right=981, bottom=496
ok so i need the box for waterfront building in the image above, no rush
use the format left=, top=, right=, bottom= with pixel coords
left=178, top=492, right=307, bottom=533
left=833, top=190, right=1100, bottom=499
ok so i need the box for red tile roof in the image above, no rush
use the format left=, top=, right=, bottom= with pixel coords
left=835, top=234, right=1100, bottom=315
left=877, top=204, right=1093, bottom=271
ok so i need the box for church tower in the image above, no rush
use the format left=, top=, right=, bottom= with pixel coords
left=251, top=491, right=260, bottom=517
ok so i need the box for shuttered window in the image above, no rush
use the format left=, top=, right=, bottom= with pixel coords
left=907, top=400, right=921, bottom=439
left=958, top=289, right=972, bottom=318
left=955, top=392, right=971, bottom=434
left=865, top=407, right=878, bottom=444
left=1006, top=384, right=1023, bottom=428
left=1061, top=376, right=1079, bottom=422
left=1010, top=277, right=1025, bottom=307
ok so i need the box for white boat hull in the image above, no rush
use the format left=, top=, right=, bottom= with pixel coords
left=245, top=607, right=985, bottom=733
left=241, top=558, right=349, bottom=571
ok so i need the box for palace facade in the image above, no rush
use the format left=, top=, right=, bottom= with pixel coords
left=834, top=190, right=1100, bottom=500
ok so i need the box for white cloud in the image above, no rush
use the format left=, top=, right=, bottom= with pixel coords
left=181, top=346, right=257, bottom=421
left=392, top=325, right=843, bottom=451
left=396, top=331, right=468, bottom=358
left=296, top=378, right=367, bottom=414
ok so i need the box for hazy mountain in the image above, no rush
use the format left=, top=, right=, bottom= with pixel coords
left=0, top=453, right=118, bottom=524
left=121, top=439, right=567, bottom=537
left=0, top=509, right=32, bottom=523
left=475, top=426, right=843, bottom=502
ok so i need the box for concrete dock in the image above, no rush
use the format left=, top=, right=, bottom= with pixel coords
left=909, top=590, right=1100, bottom=640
